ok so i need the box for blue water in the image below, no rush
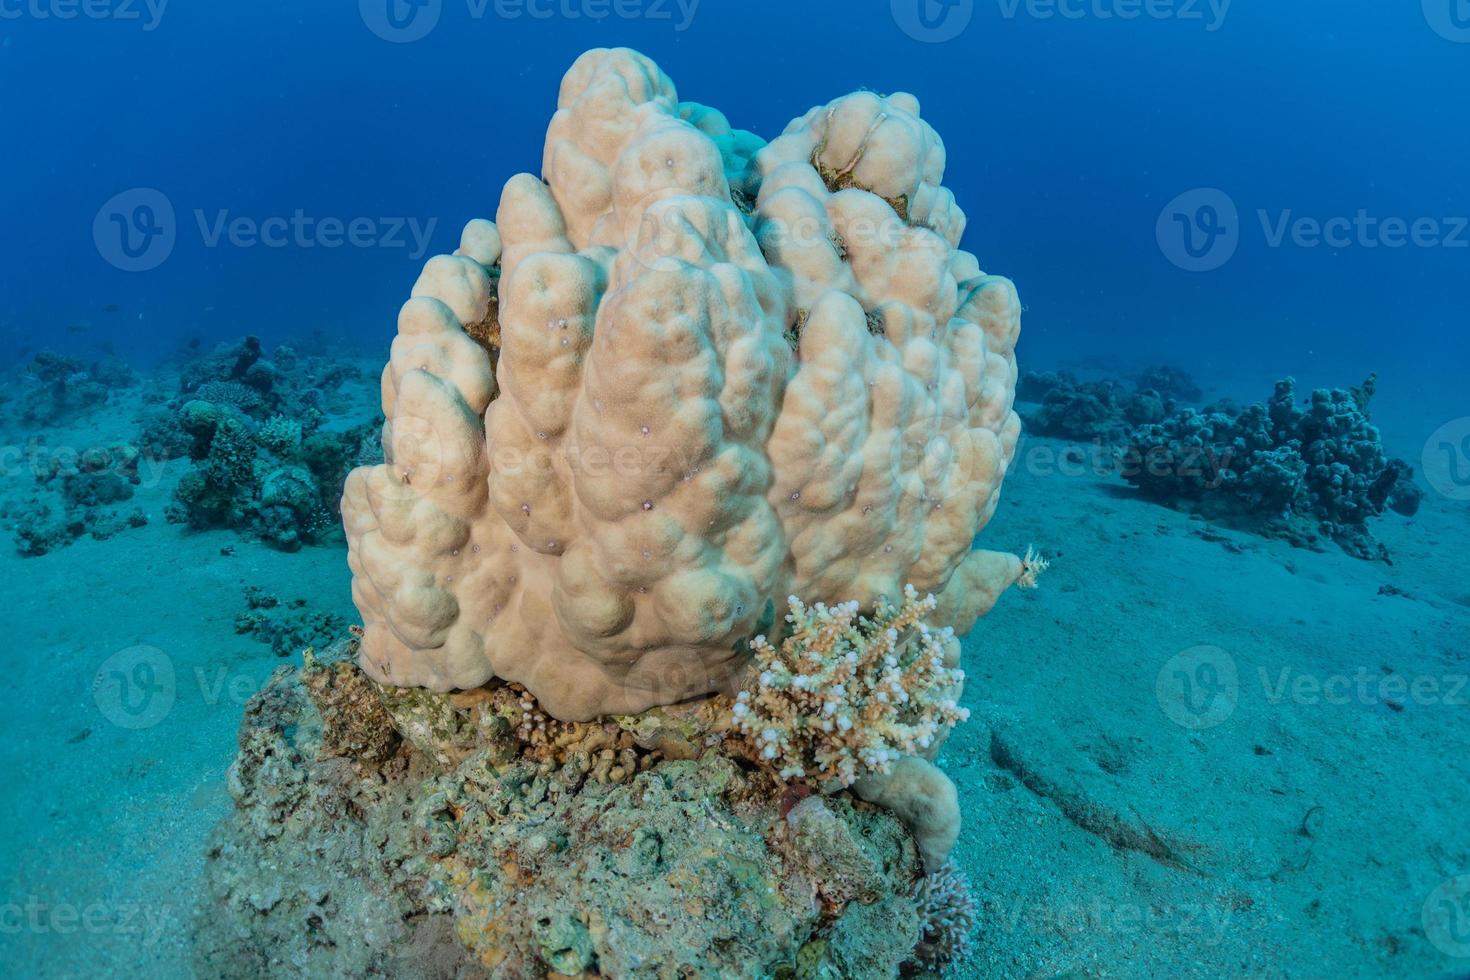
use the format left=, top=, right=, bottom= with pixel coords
left=3, top=1, right=1465, bottom=395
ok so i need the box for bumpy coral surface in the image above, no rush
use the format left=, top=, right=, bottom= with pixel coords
left=343, top=47, right=1023, bottom=720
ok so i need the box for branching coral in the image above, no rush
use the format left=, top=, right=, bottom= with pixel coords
left=1017, top=545, right=1050, bottom=589
left=1120, top=376, right=1418, bottom=559
left=733, top=585, right=968, bottom=787
left=166, top=394, right=378, bottom=551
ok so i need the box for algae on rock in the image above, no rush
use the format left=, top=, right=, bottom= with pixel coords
left=195, top=638, right=942, bottom=979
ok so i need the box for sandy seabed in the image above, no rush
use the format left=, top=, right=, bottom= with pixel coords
left=1, top=362, right=1466, bottom=979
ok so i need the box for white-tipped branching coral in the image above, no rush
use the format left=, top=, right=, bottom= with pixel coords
left=733, top=586, right=967, bottom=788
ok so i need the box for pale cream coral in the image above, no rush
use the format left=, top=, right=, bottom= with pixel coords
left=853, top=755, right=961, bottom=873
left=343, top=47, right=1025, bottom=721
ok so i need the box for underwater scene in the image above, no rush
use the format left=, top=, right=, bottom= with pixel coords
left=1, top=2, right=1467, bottom=978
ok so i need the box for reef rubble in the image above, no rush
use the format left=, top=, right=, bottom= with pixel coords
left=195, top=638, right=969, bottom=979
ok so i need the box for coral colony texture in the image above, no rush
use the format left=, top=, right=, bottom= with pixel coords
left=1120, top=375, right=1421, bottom=560
left=201, top=48, right=1036, bottom=977
left=340, top=46, right=1026, bottom=720
left=143, top=336, right=377, bottom=551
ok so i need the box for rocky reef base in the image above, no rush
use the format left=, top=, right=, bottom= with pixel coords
left=193, top=638, right=955, bottom=979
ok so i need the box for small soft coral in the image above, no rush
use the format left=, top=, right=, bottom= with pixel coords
left=904, top=859, right=977, bottom=977
left=732, top=585, right=968, bottom=788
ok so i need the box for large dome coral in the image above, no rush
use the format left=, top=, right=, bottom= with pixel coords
left=342, top=47, right=1024, bottom=720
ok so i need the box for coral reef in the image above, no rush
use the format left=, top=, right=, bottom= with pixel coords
left=343, top=46, right=1025, bottom=721
left=1135, top=364, right=1202, bottom=403
left=12, top=350, right=124, bottom=426
left=148, top=335, right=380, bottom=550
left=301, top=647, right=400, bottom=763
left=195, top=640, right=949, bottom=978
left=1017, top=368, right=1193, bottom=444
left=234, top=587, right=349, bottom=657
left=145, top=334, right=366, bottom=439
left=198, top=49, right=1037, bottom=977
left=729, top=586, right=982, bottom=872
left=5, top=440, right=148, bottom=555
left=163, top=395, right=378, bottom=551
left=1120, top=376, right=1418, bottom=559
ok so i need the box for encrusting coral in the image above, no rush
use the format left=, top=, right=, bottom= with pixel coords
left=196, top=640, right=940, bottom=978
left=342, top=46, right=1028, bottom=721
